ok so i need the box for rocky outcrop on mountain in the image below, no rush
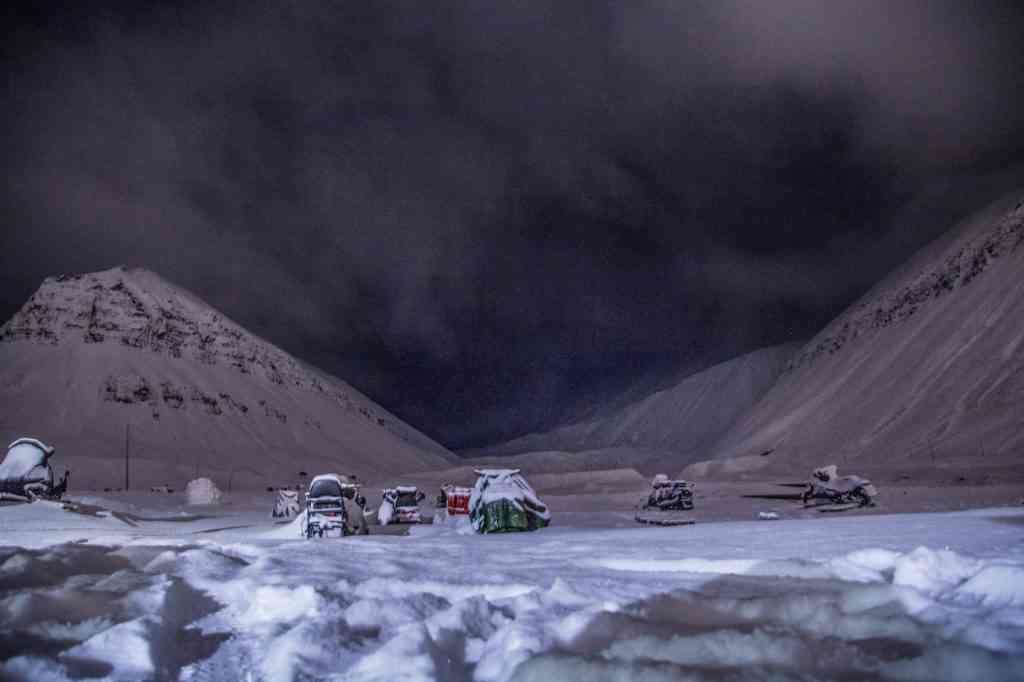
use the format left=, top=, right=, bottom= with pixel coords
left=0, top=267, right=454, bottom=488
left=789, top=200, right=1024, bottom=371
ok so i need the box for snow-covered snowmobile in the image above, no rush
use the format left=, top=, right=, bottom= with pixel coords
left=801, top=465, right=877, bottom=510
left=469, top=469, right=550, bottom=533
left=378, top=486, right=426, bottom=525
left=0, top=438, right=69, bottom=502
left=304, top=474, right=350, bottom=538
left=635, top=474, right=695, bottom=526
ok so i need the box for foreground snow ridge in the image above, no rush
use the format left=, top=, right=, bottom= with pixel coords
left=2, top=510, right=1024, bottom=681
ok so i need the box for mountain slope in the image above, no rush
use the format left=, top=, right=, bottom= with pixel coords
left=475, top=344, right=798, bottom=471
left=0, top=267, right=455, bottom=489
left=694, top=193, right=1024, bottom=480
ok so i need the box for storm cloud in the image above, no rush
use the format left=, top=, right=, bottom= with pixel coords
left=4, top=1, right=1024, bottom=446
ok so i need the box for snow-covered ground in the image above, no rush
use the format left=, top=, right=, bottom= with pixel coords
left=2, top=496, right=1024, bottom=681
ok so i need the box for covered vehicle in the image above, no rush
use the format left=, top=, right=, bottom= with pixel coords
left=0, top=438, right=69, bottom=502
left=272, top=488, right=301, bottom=518
left=304, top=474, right=350, bottom=538
left=469, top=469, right=550, bottom=534
left=378, top=486, right=426, bottom=525
left=802, top=465, right=878, bottom=509
left=635, top=474, right=695, bottom=526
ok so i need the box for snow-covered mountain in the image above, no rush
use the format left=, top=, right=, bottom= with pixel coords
left=692, top=193, right=1024, bottom=480
left=0, top=267, right=455, bottom=489
left=472, top=344, right=798, bottom=473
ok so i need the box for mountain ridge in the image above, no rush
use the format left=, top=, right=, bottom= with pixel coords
left=0, top=266, right=455, bottom=488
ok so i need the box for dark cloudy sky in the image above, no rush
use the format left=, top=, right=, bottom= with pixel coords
left=4, top=1, right=1024, bottom=448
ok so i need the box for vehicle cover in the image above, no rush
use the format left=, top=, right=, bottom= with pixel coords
left=0, top=438, right=66, bottom=501
left=272, top=488, right=301, bottom=518
left=469, top=469, right=550, bottom=534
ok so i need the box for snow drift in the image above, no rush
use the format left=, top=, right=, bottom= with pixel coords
left=3, top=509, right=1024, bottom=681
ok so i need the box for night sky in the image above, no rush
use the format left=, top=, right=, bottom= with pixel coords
left=4, top=1, right=1024, bottom=448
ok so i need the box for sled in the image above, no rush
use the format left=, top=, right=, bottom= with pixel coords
left=814, top=502, right=862, bottom=513
left=634, top=512, right=696, bottom=526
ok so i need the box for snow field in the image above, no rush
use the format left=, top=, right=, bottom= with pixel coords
left=0, top=506, right=1023, bottom=680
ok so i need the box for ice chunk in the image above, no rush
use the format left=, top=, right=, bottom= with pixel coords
left=956, top=565, right=1024, bottom=607
left=237, top=585, right=320, bottom=629
left=892, top=547, right=980, bottom=595
left=62, top=617, right=154, bottom=677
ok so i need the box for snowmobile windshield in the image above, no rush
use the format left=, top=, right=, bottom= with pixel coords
left=396, top=492, right=419, bottom=507
left=309, top=479, right=343, bottom=498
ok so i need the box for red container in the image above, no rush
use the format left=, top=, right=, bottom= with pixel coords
left=446, top=487, right=472, bottom=515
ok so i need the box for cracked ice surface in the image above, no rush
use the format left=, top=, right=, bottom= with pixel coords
left=2, top=506, right=1024, bottom=680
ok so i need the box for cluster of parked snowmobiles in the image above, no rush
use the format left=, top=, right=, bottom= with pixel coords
left=0, top=438, right=69, bottom=503
left=299, top=469, right=553, bottom=538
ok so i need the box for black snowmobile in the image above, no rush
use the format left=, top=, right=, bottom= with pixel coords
left=635, top=474, right=695, bottom=526
left=0, top=438, right=69, bottom=502
left=802, top=465, right=878, bottom=510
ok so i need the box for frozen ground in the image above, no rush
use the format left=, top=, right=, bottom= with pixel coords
left=2, top=490, right=1024, bottom=681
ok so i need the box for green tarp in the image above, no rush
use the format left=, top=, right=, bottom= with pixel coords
left=473, top=498, right=549, bottom=534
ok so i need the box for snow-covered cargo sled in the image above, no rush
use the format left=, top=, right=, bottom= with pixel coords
left=0, top=438, right=69, bottom=502
left=378, top=486, right=426, bottom=525
left=634, top=474, right=695, bottom=526
left=469, top=469, right=550, bottom=534
left=802, top=465, right=877, bottom=510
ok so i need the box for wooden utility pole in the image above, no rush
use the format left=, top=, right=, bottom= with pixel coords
left=124, top=423, right=131, bottom=490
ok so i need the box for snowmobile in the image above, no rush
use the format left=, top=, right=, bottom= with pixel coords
left=801, top=465, right=878, bottom=510
left=0, top=438, right=69, bottom=502
left=378, top=486, right=426, bottom=525
left=634, top=474, right=695, bottom=526
left=469, top=469, right=550, bottom=533
left=303, top=474, right=350, bottom=538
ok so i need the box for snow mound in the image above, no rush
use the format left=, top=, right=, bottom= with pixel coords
left=185, top=478, right=221, bottom=505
